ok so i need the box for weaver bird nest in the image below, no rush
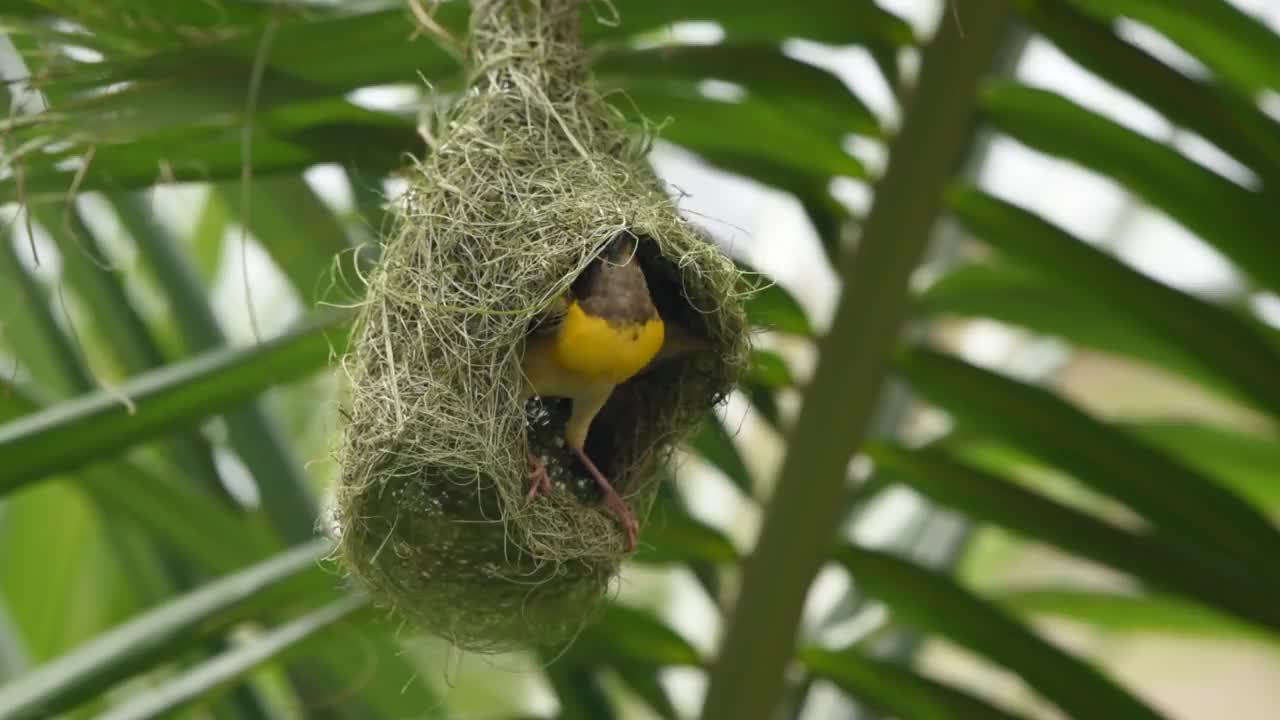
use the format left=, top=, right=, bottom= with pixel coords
left=333, top=0, right=749, bottom=650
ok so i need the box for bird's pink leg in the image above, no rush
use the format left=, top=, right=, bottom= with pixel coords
left=571, top=446, right=638, bottom=551
left=526, top=452, right=553, bottom=502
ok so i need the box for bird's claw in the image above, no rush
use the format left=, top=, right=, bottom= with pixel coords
left=605, top=493, right=638, bottom=552
left=526, top=453, right=553, bottom=503
left=571, top=446, right=638, bottom=552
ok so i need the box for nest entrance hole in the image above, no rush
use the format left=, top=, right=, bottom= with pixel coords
left=522, top=230, right=713, bottom=504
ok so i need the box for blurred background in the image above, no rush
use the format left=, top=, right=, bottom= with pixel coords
left=2, top=0, right=1279, bottom=718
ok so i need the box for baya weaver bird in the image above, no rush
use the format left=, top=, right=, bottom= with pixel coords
left=520, top=233, right=666, bottom=550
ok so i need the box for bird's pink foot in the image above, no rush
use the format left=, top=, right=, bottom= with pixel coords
left=571, top=446, right=638, bottom=551
left=526, top=452, right=553, bottom=503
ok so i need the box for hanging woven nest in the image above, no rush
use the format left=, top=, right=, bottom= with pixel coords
left=333, top=0, right=749, bottom=651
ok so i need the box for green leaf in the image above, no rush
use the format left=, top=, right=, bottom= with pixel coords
left=917, top=261, right=1247, bottom=404
left=835, top=544, right=1168, bottom=720
left=1064, top=0, right=1280, bottom=95
left=0, top=220, right=187, bottom=661
left=0, top=375, right=272, bottom=573
left=600, top=45, right=875, bottom=186
left=1000, top=588, right=1280, bottom=646
left=95, top=595, right=368, bottom=720
left=931, top=188, right=1280, bottom=415
left=21, top=0, right=910, bottom=112
left=688, top=417, right=753, bottom=495
left=8, top=3, right=893, bottom=200
left=612, top=662, right=679, bottom=720
left=742, top=350, right=793, bottom=428
left=898, top=346, right=1280, bottom=577
left=635, top=491, right=738, bottom=565
left=2, top=1, right=47, bottom=19
left=980, top=83, right=1280, bottom=291
left=868, top=443, right=1280, bottom=631
left=7, top=104, right=417, bottom=202
left=947, top=186, right=1280, bottom=417
left=11, top=11, right=454, bottom=126
left=0, top=219, right=94, bottom=394
left=608, top=0, right=913, bottom=47
left=10, top=0, right=321, bottom=51
left=79, top=464, right=273, bottom=574
left=29, top=202, right=230, bottom=502
left=743, top=273, right=814, bottom=337
left=1017, top=0, right=1280, bottom=186
left=0, top=381, right=40, bottom=422
left=189, top=191, right=229, bottom=285
left=746, top=350, right=793, bottom=389
left=0, top=15, right=117, bottom=51
left=0, top=483, right=122, bottom=662
left=27, top=203, right=167, bottom=377
left=0, top=601, right=28, bottom=681
left=596, top=45, right=880, bottom=139
left=51, top=0, right=910, bottom=99
left=8, top=1, right=888, bottom=217
left=614, top=83, right=866, bottom=181
left=1122, top=421, right=1280, bottom=511
left=117, top=194, right=320, bottom=543
left=295, top=622, right=443, bottom=720
left=802, top=646, right=1031, bottom=720
left=214, top=176, right=357, bottom=305
left=572, top=603, right=702, bottom=667
left=0, top=310, right=347, bottom=495
left=0, top=539, right=331, bottom=720
left=542, top=658, right=616, bottom=720
left=10, top=72, right=864, bottom=207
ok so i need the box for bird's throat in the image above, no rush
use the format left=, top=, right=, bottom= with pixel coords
left=554, top=301, right=665, bottom=383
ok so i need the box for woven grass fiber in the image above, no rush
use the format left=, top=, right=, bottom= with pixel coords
left=334, top=0, right=749, bottom=651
